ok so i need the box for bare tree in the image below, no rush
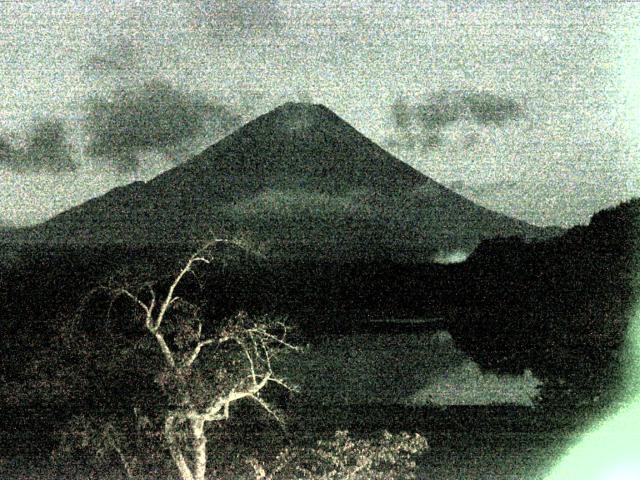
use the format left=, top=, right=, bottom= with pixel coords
left=68, top=239, right=299, bottom=480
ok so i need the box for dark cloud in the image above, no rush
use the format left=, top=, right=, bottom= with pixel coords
left=1, top=120, right=75, bottom=172
left=463, top=92, right=523, bottom=125
left=195, top=0, right=283, bottom=38
left=0, top=135, right=21, bottom=169
left=24, top=119, right=76, bottom=172
left=467, top=180, right=521, bottom=194
left=83, top=38, right=140, bottom=73
left=415, top=92, right=465, bottom=132
left=390, top=90, right=524, bottom=151
left=85, top=79, right=242, bottom=173
left=391, top=96, right=412, bottom=130
left=447, top=180, right=521, bottom=195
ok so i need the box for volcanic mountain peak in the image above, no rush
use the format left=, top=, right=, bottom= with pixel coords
left=276, top=101, right=325, bottom=110
left=229, top=101, right=353, bottom=143
left=272, top=101, right=332, bottom=119
left=149, top=101, right=430, bottom=199
left=214, top=101, right=339, bottom=140
left=250, top=102, right=339, bottom=136
left=2, top=103, right=557, bottom=258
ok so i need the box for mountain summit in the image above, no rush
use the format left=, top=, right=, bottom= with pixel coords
left=5, top=103, right=556, bottom=260
left=149, top=101, right=429, bottom=200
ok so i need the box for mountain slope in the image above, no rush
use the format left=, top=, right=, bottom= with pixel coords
left=4, top=103, right=557, bottom=261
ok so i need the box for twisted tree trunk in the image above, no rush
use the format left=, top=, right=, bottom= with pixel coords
left=165, top=415, right=195, bottom=480
left=163, top=414, right=210, bottom=480
left=191, top=416, right=207, bottom=480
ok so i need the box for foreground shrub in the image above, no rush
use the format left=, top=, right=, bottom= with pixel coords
left=253, top=430, right=429, bottom=480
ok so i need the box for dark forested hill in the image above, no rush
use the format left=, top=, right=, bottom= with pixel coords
left=447, top=198, right=640, bottom=406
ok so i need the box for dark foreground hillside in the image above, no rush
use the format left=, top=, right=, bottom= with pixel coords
left=0, top=199, right=637, bottom=478
left=0, top=402, right=606, bottom=480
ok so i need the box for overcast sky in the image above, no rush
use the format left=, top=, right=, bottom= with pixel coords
left=1, top=0, right=639, bottom=226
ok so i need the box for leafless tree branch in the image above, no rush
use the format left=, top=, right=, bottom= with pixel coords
left=184, top=338, right=215, bottom=368
left=87, top=238, right=297, bottom=480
